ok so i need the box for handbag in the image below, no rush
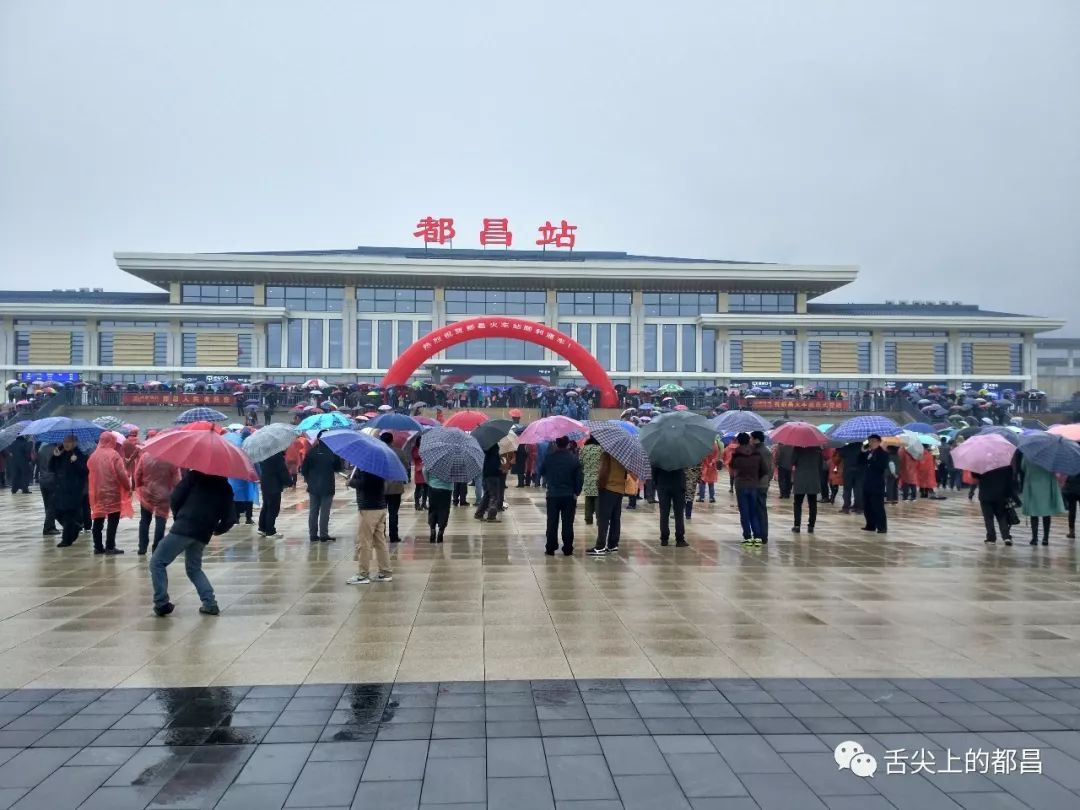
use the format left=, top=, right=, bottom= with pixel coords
left=1005, top=500, right=1021, bottom=526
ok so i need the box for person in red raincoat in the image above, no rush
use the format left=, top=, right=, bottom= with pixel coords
left=898, top=448, right=920, bottom=501
left=88, top=432, right=133, bottom=554
left=721, top=439, right=738, bottom=493
left=120, top=430, right=141, bottom=485
left=827, top=449, right=844, bottom=503
left=696, top=445, right=719, bottom=502
left=284, top=435, right=310, bottom=488
left=525, top=444, right=539, bottom=487
left=134, top=452, right=180, bottom=555
left=916, top=447, right=937, bottom=497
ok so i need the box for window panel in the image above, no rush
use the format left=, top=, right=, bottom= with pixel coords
left=701, top=328, right=716, bottom=373
left=576, top=323, right=591, bottom=352
left=445, top=289, right=545, bottom=315
left=266, top=286, right=343, bottom=312
left=181, top=283, right=254, bottom=305
left=644, top=324, right=658, bottom=372
left=356, top=320, right=372, bottom=368
left=238, top=334, right=252, bottom=367
left=267, top=322, right=282, bottom=368
left=287, top=319, right=303, bottom=368
left=729, top=292, right=796, bottom=313
left=397, top=321, right=413, bottom=356
left=662, top=324, right=677, bottom=372
left=596, top=323, right=612, bottom=371
left=307, top=320, right=323, bottom=367
left=328, top=320, right=342, bottom=368
left=681, top=324, right=696, bottom=371
left=377, top=320, right=393, bottom=369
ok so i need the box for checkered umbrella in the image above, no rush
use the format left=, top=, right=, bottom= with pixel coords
left=1017, top=432, right=1080, bottom=475
left=0, top=420, right=31, bottom=452
left=418, top=426, right=484, bottom=482
left=174, top=407, right=229, bottom=424
left=91, top=415, right=124, bottom=431
left=709, top=411, right=773, bottom=434
left=21, top=416, right=104, bottom=449
left=828, top=416, right=902, bottom=441
left=583, top=420, right=652, bottom=480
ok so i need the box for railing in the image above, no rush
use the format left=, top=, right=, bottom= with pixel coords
left=0, top=393, right=63, bottom=428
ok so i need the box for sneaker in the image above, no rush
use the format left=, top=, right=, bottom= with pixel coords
left=675, top=540, right=689, bottom=548
left=375, top=573, right=393, bottom=582
left=245, top=518, right=255, bottom=525
left=93, top=548, right=105, bottom=555
left=1004, top=539, right=1013, bottom=546
left=587, top=547, right=607, bottom=556
left=346, top=574, right=371, bottom=585
left=153, top=602, right=174, bottom=617
left=485, top=516, right=499, bottom=522
left=1041, top=539, right=1048, bottom=546
left=605, top=546, right=619, bottom=554
left=319, top=535, right=336, bottom=542
left=807, top=526, right=815, bottom=534
left=791, top=526, right=801, bottom=533
left=257, top=531, right=267, bottom=537
left=985, top=538, right=996, bottom=543
left=752, top=538, right=764, bottom=546
left=1068, top=532, right=1076, bottom=539
left=199, top=605, right=220, bottom=616
left=271, top=533, right=283, bottom=539
left=42, top=529, right=58, bottom=536
left=105, top=548, right=125, bottom=555
left=56, top=540, right=73, bottom=548
left=562, top=548, right=573, bottom=556
left=659, top=538, right=669, bottom=546
left=740, top=538, right=755, bottom=545
left=544, top=550, right=555, bottom=556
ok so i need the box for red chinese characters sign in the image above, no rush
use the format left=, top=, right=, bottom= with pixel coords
left=749, top=399, right=850, bottom=412
left=121, top=393, right=235, bottom=406
left=414, top=217, right=577, bottom=249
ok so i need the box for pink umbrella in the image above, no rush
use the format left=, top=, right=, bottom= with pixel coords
left=1048, top=423, right=1080, bottom=441
left=673, top=404, right=689, bottom=411
left=517, top=415, right=587, bottom=444
left=951, top=433, right=1017, bottom=474
left=770, top=421, right=829, bottom=448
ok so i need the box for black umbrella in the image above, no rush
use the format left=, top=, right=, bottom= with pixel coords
left=471, top=419, right=514, bottom=451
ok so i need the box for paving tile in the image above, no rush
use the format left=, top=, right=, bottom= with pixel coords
left=598, top=736, right=668, bottom=775
left=7, top=765, right=114, bottom=810
left=215, top=783, right=292, bottom=810
left=234, top=743, right=314, bottom=785
left=488, top=776, right=555, bottom=810
left=613, top=774, right=691, bottom=810
left=361, top=740, right=429, bottom=782
left=666, top=753, right=747, bottom=798
left=740, top=772, right=830, bottom=810
left=285, top=760, right=363, bottom=807
left=488, top=738, right=547, bottom=777
left=0, top=748, right=78, bottom=789
left=420, top=757, right=485, bottom=804
left=77, top=785, right=161, bottom=810
left=547, top=756, right=618, bottom=801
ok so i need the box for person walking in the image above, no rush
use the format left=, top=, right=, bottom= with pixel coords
left=588, top=451, right=628, bottom=556
left=87, top=432, right=132, bottom=555
left=751, top=430, right=773, bottom=544
left=256, top=449, right=289, bottom=538
left=653, top=463, right=688, bottom=548
left=7, top=435, right=31, bottom=494
left=973, top=465, right=1017, bottom=545
left=300, top=430, right=342, bottom=542
left=579, top=437, right=602, bottom=525
left=149, top=470, right=235, bottom=616
left=827, top=450, right=843, bottom=503
left=426, top=474, right=453, bottom=543
left=543, top=436, right=583, bottom=555
left=898, top=447, right=919, bottom=501
left=731, top=433, right=764, bottom=544
left=412, top=438, right=428, bottom=510
left=722, top=439, right=737, bottom=493
left=229, top=467, right=259, bottom=526
left=697, top=445, right=718, bottom=502
left=134, top=453, right=180, bottom=555
left=774, top=443, right=794, bottom=499
left=380, top=432, right=408, bottom=542
left=861, top=434, right=890, bottom=534
left=684, top=463, right=701, bottom=521
left=1020, top=455, right=1065, bottom=546
left=50, top=434, right=89, bottom=548
left=346, top=465, right=393, bottom=584
left=1064, top=474, right=1080, bottom=539
left=263, top=391, right=277, bottom=425
left=474, top=443, right=505, bottom=522
left=838, top=441, right=865, bottom=513
left=791, top=445, right=823, bottom=534
left=36, top=441, right=58, bottom=536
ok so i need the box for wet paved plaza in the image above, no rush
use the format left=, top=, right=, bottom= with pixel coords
left=1, top=483, right=1079, bottom=808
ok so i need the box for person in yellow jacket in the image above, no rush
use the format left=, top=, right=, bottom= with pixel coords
left=588, top=452, right=630, bottom=556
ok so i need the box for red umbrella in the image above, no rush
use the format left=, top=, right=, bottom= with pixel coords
left=444, top=410, right=489, bottom=431
left=414, top=416, right=439, bottom=426
left=180, top=420, right=226, bottom=434
left=770, top=421, right=829, bottom=448
left=142, top=429, right=258, bottom=481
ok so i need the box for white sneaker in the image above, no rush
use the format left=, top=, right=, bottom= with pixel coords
left=346, top=575, right=370, bottom=585
left=375, top=573, right=393, bottom=582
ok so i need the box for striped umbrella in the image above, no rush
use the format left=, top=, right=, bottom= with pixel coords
left=710, top=411, right=773, bottom=434
left=583, top=420, right=652, bottom=480
left=829, top=416, right=902, bottom=441
left=174, top=407, right=228, bottom=424
left=92, top=415, right=124, bottom=430
left=418, top=426, right=484, bottom=482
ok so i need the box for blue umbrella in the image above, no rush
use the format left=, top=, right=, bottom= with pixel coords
left=610, top=420, right=639, bottom=435
left=319, top=429, right=408, bottom=481
left=175, top=407, right=228, bottom=424
left=710, top=410, right=773, bottom=434
left=0, top=420, right=31, bottom=452
left=902, top=422, right=936, bottom=434
left=367, top=412, right=423, bottom=432
left=1017, top=432, right=1080, bottom=475
left=296, top=411, right=351, bottom=432
left=21, top=416, right=104, bottom=448
left=829, top=416, right=902, bottom=441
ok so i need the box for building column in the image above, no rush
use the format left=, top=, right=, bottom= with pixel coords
left=169, top=282, right=181, bottom=304
left=871, top=330, right=885, bottom=384
left=948, top=332, right=962, bottom=383
left=795, top=328, right=808, bottom=381
left=1024, top=333, right=1037, bottom=387
left=0, top=316, right=12, bottom=373
left=342, top=287, right=356, bottom=371
left=85, top=319, right=99, bottom=368
left=169, top=321, right=183, bottom=373
left=252, top=323, right=266, bottom=369
left=545, top=289, right=557, bottom=363
left=630, top=290, right=643, bottom=384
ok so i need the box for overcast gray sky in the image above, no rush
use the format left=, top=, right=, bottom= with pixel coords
left=2, top=0, right=1078, bottom=333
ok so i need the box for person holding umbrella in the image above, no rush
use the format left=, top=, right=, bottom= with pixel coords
left=791, top=444, right=822, bottom=534
left=861, top=435, right=891, bottom=534
left=7, top=435, right=32, bottom=494
left=543, top=436, right=583, bottom=555
left=379, top=432, right=408, bottom=543
left=972, top=464, right=1018, bottom=545
left=587, top=450, right=628, bottom=555
left=1020, top=455, right=1065, bottom=545
left=346, top=452, right=392, bottom=584
left=750, top=431, right=774, bottom=543
left=256, top=450, right=289, bottom=538
left=134, top=451, right=180, bottom=555
left=50, top=434, right=89, bottom=547
left=300, top=430, right=343, bottom=542
left=87, top=432, right=133, bottom=555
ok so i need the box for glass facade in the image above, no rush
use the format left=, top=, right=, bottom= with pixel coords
left=557, top=291, right=632, bottom=316
left=596, top=323, right=611, bottom=371
left=643, top=324, right=657, bottom=372
left=729, top=293, right=796, bottom=313
left=266, top=286, right=344, bottom=312
left=181, top=284, right=254, bottom=305
left=287, top=319, right=303, bottom=367
left=307, top=320, right=323, bottom=367
left=377, top=321, right=393, bottom=369
left=643, top=292, right=717, bottom=316
left=445, top=289, right=546, bottom=315
left=681, top=324, right=696, bottom=372
left=356, top=320, right=373, bottom=368
left=328, top=320, right=343, bottom=368
left=267, top=322, right=282, bottom=368
left=701, top=328, right=717, bottom=374
left=357, top=288, right=433, bottom=313
left=662, top=324, right=677, bottom=372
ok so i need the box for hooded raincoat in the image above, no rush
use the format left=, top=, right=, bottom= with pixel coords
left=87, top=433, right=133, bottom=519
left=134, top=453, right=181, bottom=518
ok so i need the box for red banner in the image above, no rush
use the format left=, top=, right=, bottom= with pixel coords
left=121, top=393, right=235, bottom=406
left=750, top=398, right=850, bottom=411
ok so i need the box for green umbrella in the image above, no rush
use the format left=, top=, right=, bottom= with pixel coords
left=640, top=411, right=718, bottom=471
left=656, top=383, right=685, bottom=394
left=452, top=383, right=470, bottom=391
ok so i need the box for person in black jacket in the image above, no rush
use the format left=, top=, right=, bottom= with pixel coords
left=974, top=465, right=1018, bottom=545
left=543, top=437, right=583, bottom=555
left=7, top=435, right=32, bottom=494
left=37, top=442, right=58, bottom=535
left=474, top=444, right=505, bottom=522
left=50, top=435, right=89, bottom=547
left=1066, top=474, right=1080, bottom=540
left=653, top=465, right=688, bottom=547
left=300, top=431, right=343, bottom=542
left=149, top=470, right=236, bottom=616
left=257, top=450, right=290, bottom=538
left=838, top=441, right=865, bottom=513
left=861, top=435, right=890, bottom=534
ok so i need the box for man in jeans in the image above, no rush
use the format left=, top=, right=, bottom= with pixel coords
left=347, top=466, right=393, bottom=584
left=149, top=470, right=236, bottom=616
left=543, top=437, right=583, bottom=555
left=751, top=431, right=774, bottom=544
left=474, top=444, right=504, bottom=522
left=300, top=431, right=342, bottom=542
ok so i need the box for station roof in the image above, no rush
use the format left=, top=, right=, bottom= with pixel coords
left=807, top=302, right=1026, bottom=318
left=220, top=246, right=775, bottom=265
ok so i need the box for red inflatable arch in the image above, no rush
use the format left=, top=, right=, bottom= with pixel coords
left=381, top=316, right=619, bottom=408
